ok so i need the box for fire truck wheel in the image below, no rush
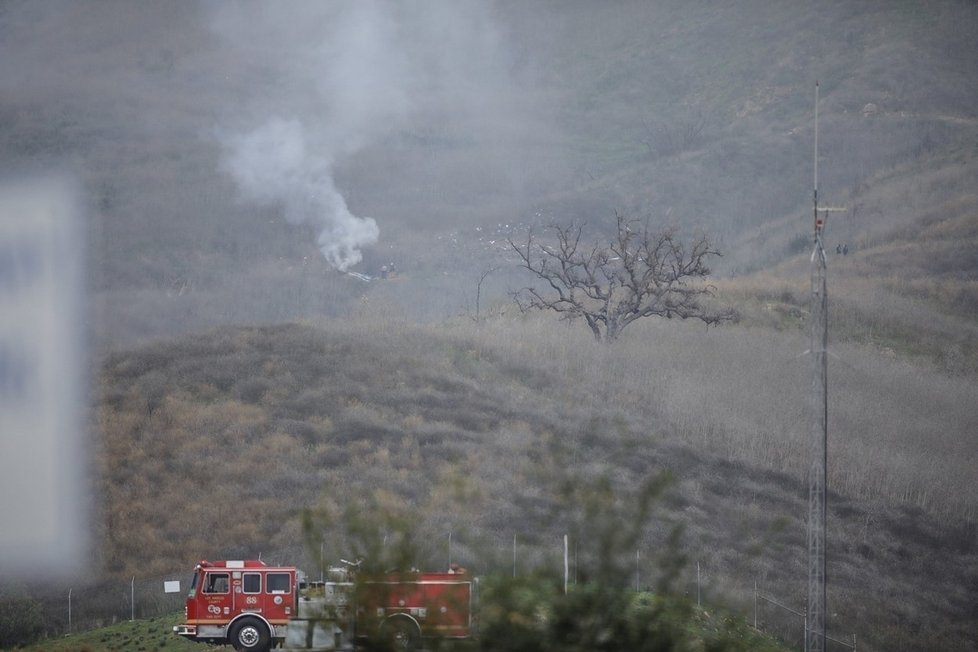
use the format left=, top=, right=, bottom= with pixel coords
left=381, top=617, right=421, bottom=651
left=229, top=617, right=271, bottom=652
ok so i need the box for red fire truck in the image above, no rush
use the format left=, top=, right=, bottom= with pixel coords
left=173, top=560, right=297, bottom=651
left=173, top=559, right=475, bottom=651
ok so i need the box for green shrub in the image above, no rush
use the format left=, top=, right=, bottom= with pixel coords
left=478, top=579, right=785, bottom=652
left=0, top=590, right=44, bottom=648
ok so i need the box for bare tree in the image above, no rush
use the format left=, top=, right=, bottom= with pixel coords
left=509, top=213, right=735, bottom=342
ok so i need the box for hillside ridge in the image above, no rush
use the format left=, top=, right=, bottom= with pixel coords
left=90, top=318, right=978, bottom=651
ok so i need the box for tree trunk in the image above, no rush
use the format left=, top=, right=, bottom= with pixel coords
left=585, top=316, right=603, bottom=341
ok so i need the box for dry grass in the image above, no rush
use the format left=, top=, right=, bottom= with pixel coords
left=425, top=312, right=978, bottom=521
left=86, top=309, right=978, bottom=651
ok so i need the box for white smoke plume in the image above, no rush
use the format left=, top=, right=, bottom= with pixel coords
left=210, top=0, right=527, bottom=271
left=221, top=117, right=378, bottom=271
left=212, top=1, right=419, bottom=271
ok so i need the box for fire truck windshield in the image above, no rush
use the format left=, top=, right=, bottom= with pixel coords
left=188, top=571, right=198, bottom=597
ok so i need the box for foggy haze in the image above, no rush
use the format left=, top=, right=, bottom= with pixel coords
left=0, top=0, right=975, bottom=342
left=1, top=5, right=976, bottom=649
left=1, top=0, right=543, bottom=269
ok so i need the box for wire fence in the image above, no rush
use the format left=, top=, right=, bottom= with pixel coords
left=438, top=531, right=858, bottom=652
left=751, top=584, right=856, bottom=652
left=31, top=572, right=188, bottom=639
left=471, top=532, right=859, bottom=652
left=16, top=537, right=856, bottom=650
left=22, top=544, right=313, bottom=641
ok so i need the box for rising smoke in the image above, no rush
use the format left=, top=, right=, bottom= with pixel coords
left=213, top=1, right=409, bottom=272
left=212, top=0, right=516, bottom=272
left=222, top=117, right=379, bottom=271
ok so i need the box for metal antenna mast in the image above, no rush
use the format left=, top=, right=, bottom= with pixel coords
left=807, top=81, right=844, bottom=652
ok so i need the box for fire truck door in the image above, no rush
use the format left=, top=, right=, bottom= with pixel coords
left=240, top=572, right=262, bottom=613
left=201, top=571, right=233, bottom=619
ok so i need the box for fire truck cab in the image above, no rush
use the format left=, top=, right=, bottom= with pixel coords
left=173, top=559, right=297, bottom=651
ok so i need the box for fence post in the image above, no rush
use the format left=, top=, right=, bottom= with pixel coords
left=563, top=535, right=568, bottom=595
left=696, top=561, right=701, bottom=607
left=753, top=580, right=757, bottom=629
left=635, top=550, right=640, bottom=591
left=68, top=588, right=72, bottom=633
left=130, top=576, right=135, bottom=621
left=513, top=534, right=517, bottom=578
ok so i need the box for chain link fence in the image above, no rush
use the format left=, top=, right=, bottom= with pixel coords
left=751, top=584, right=856, bottom=652
left=27, top=571, right=188, bottom=639
left=7, top=537, right=857, bottom=650
left=471, top=532, right=859, bottom=652
left=9, top=544, right=314, bottom=643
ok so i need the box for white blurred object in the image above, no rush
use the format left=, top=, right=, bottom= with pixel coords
left=0, top=175, right=88, bottom=579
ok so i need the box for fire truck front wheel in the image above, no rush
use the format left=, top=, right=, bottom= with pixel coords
left=229, top=617, right=271, bottom=652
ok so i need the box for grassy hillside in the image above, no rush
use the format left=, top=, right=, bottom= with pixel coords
left=84, top=316, right=978, bottom=651
left=719, top=152, right=978, bottom=375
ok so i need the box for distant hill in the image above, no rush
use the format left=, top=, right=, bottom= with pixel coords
left=1, top=1, right=976, bottom=346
